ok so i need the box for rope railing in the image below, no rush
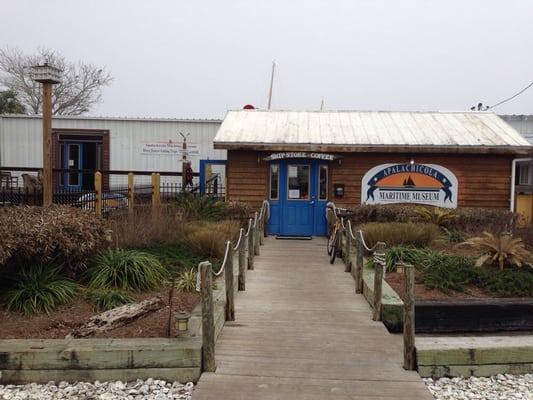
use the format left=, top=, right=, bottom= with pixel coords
left=197, top=199, right=269, bottom=372
left=195, top=200, right=269, bottom=291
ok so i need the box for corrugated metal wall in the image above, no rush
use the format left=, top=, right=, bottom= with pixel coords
left=0, top=115, right=225, bottom=173
left=500, top=115, right=533, bottom=144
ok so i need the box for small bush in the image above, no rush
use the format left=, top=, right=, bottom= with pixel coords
left=444, top=229, right=467, bottom=243
left=5, top=264, right=77, bottom=315
left=360, top=222, right=440, bottom=248
left=181, top=220, right=240, bottom=259
left=461, top=232, right=532, bottom=271
left=414, top=207, right=457, bottom=228
left=175, top=193, right=227, bottom=220
left=87, top=249, right=170, bottom=291
left=175, top=268, right=197, bottom=292
left=384, top=246, right=533, bottom=296
left=86, top=289, right=135, bottom=311
left=0, top=205, right=109, bottom=271
left=139, top=244, right=204, bottom=278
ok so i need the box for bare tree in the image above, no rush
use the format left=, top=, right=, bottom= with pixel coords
left=0, top=47, right=112, bottom=115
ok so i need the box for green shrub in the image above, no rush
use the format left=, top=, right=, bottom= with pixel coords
left=86, top=289, right=135, bottom=311
left=175, top=193, right=227, bottom=220
left=444, top=229, right=467, bottom=243
left=139, top=244, right=204, bottom=278
left=0, top=205, right=109, bottom=271
left=87, top=249, right=169, bottom=291
left=175, top=268, right=197, bottom=292
left=5, top=264, right=77, bottom=315
left=414, top=207, right=457, bottom=228
left=360, top=222, right=440, bottom=248
left=384, top=246, right=533, bottom=296
left=475, top=268, right=533, bottom=296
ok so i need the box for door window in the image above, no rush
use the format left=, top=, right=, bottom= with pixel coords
left=287, top=164, right=310, bottom=200
left=270, top=164, right=279, bottom=200
left=318, top=165, right=328, bottom=200
left=68, top=144, right=80, bottom=186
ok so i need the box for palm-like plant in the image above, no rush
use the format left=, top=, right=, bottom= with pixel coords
left=461, top=232, right=532, bottom=271
left=414, top=206, right=457, bottom=228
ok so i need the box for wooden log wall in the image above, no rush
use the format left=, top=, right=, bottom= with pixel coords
left=226, top=150, right=514, bottom=209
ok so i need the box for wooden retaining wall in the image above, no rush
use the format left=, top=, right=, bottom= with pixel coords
left=417, top=336, right=533, bottom=378
left=0, top=254, right=241, bottom=384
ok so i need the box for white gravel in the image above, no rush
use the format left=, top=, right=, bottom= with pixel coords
left=0, top=378, right=193, bottom=400
left=424, top=374, right=533, bottom=400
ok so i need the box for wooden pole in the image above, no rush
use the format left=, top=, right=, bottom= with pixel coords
left=200, top=262, right=215, bottom=372
left=267, top=61, right=275, bottom=110
left=225, top=244, right=235, bottom=321
left=254, top=213, right=260, bottom=256
left=151, top=173, right=161, bottom=213
left=127, top=172, right=134, bottom=215
left=259, top=217, right=265, bottom=245
left=355, top=235, right=364, bottom=294
left=344, top=228, right=352, bottom=273
left=247, top=222, right=254, bottom=270
left=238, top=230, right=246, bottom=291
left=403, top=263, right=416, bottom=370
left=372, top=241, right=386, bottom=321
left=42, top=82, right=53, bottom=206
left=94, top=171, right=102, bottom=217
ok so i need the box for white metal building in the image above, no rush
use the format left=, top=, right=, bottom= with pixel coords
left=0, top=114, right=225, bottom=189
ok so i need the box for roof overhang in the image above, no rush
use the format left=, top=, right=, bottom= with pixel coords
left=214, top=142, right=533, bottom=155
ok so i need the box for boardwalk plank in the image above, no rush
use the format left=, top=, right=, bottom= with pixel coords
left=193, top=237, right=432, bottom=399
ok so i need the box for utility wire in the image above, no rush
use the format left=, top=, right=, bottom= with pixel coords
left=488, top=80, right=533, bottom=110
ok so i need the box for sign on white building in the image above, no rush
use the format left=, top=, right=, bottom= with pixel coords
left=138, top=141, right=199, bottom=156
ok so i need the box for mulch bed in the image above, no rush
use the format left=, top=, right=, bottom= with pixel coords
left=0, top=289, right=200, bottom=340
left=385, top=272, right=494, bottom=302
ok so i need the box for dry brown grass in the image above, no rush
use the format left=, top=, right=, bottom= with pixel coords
left=360, top=222, right=441, bottom=248
left=180, top=220, right=241, bottom=259
left=108, top=205, right=184, bottom=248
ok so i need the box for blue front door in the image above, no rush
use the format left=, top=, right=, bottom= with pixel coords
left=268, top=160, right=329, bottom=236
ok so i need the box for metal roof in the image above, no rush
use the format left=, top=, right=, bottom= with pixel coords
left=0, top=114, right=223, bottom=123
left=214, top=110, right=532, bottom=154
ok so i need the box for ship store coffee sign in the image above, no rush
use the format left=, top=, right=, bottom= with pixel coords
left=361, top=163, right=458, bottom=208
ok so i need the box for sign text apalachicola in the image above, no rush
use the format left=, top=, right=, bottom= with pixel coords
left=361, top=163, right=458, bottom=208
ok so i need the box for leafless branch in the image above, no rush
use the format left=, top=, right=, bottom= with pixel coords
left=0, top=47, right=112, bottom=115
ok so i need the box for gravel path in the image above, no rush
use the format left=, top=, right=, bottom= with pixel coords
left=424, top=374, right=532, bottom=400
left=0, top=379, right=193, bottom=400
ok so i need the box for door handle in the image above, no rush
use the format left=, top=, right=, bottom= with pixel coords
left=310, top=201, right=315, bottom=205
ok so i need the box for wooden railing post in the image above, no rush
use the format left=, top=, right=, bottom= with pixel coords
left=372, top=241, right=386, bottom=321
left=200, top=261, right=215, bottom=372
left=127, top=172, right=134, bottom=215
left=225, top=244, right=235, bottom=321
left=403, top=263, right=416, bottom=370
left=238, top=230, right=246, bottom=291
left=151, top=172, right=160, bottom=213
left=247, top=222, right=254, bottom=270
left=254, top=213, right=260, bottom=256
left=259, top=216, right=265, bottom=245
left=345, top=227, right=352, bottom=273
left=94, top=171, right=102, bottom=216
left=355, top=235, right=364, bottom=294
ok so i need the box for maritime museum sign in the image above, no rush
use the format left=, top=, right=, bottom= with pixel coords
left=361, top=163, right=458, bottom=208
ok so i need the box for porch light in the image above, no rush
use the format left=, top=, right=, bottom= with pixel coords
left=29, top=62, right=62, bottom=84
left=175, top=311, right=191, bottom=334
left=410, top=158, right=415, bottom=165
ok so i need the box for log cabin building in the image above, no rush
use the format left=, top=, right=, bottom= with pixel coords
left=214, top=110, right=533, bottom=237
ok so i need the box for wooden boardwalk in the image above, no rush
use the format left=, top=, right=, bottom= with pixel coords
left=194, top=237, right=433, bottom=399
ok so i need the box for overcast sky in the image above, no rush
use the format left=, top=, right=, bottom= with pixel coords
left=2, top=0, right=532, bottom=119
